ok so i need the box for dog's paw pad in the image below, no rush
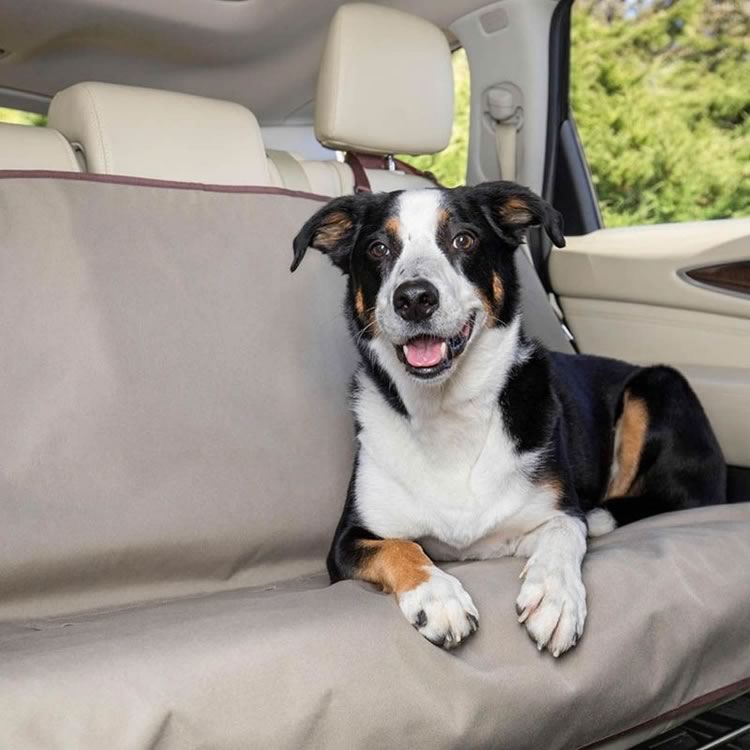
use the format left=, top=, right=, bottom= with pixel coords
left=516, top=563, right=586, bottom=657
left=398, top=568, right=479, bottom=650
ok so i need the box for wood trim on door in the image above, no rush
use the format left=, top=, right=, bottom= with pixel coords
left=682, top=260, right=750, bottom=299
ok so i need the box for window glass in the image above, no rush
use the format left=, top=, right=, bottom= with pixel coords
left=0, top=108, right=46, bottom=127
left=571, top=0, right=749, bottom=226
left=399, top=48, right=470, bottom=187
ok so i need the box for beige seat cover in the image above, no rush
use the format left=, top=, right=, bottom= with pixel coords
left=0, top=174, right=747, bottom=749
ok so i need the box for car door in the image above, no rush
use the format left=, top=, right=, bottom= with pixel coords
left=538, top=0, right=750, bottom=494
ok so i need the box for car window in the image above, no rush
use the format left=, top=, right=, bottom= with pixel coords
left=399, top=48, right=470, bottom=188
left=571, top=0, right=749, bottom=227
left=0, top=108, right=46, bottom=127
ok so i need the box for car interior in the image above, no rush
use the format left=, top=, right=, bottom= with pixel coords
left=0, top=0, right=748, bottom=748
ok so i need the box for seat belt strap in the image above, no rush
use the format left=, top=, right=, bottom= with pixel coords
left=494, top=121, right=517, bottom=182
left=345, top=152, right=442, bottom=192
left=344, top=152, right=372, bottom=193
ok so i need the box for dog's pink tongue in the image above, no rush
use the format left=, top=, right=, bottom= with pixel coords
left=405, top=338, right=444, bottom=368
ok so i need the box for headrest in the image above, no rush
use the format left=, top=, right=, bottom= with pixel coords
left=48, top=82, right=271, bottom=185
left=314, top=3, right=454, bottom=156
left=0, top=122, right=81, bottom=172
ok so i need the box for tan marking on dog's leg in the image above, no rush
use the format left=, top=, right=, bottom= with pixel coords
left=361, top=540, right=480, bottom=649
left=606, top=393, right=649, bottom=498
left=358, top=539, right=431, bottom=594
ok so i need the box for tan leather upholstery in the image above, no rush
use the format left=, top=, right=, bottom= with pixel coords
left=293, top=157, right=434, bottom=197
left=48, top=82, right=271, bottom=185
left=297, top=158, right=354, bottom=196
left=0, top=122, right=81, bottom=171
left=266, top=149, right=312, bottom=192
left=314, top=3, right=454, bottom=156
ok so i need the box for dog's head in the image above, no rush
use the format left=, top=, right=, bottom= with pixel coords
left=292, top=181, right=564, bottom=384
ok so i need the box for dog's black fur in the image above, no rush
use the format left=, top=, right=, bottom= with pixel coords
left=292, top=181, right=727, bottom=652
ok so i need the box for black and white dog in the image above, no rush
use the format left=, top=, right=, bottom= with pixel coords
left=291, top=182, right=726, bottom=656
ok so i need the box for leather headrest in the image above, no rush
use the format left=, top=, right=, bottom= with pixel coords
left=0, top=122, right=81, bottom=172
left=314, top=3, right=454, bottom=156
left=49, top=82, right=271, bottom=185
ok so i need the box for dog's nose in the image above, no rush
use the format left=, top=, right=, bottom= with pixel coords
left=393, top=280, right=440, bottom=322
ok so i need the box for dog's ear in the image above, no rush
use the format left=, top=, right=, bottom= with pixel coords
left=475, top=181, right=565, bottom=249
left=291, top=196, right=361, bottom=273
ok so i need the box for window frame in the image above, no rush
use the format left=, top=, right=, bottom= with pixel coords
left=542, top=0, right=604, bottom=247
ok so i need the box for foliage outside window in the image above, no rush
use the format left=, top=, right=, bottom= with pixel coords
left=571, top=0, right=749, bottom=226
left=0, top=108, right=46, bottom=127
left=399, top=49, right=470, bottom=188
left=405, top=2, right=748, bottom=226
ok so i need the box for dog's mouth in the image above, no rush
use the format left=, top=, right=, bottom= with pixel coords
left=395, top=314, right=476, bottom=380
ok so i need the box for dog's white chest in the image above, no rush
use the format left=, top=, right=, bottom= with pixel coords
left=354, top=379, right=544, bottom=552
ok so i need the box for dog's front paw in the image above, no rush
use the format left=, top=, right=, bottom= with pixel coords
left=398, top=567, right=479, bottom=649
left=516, top=560, right=586, bottom=657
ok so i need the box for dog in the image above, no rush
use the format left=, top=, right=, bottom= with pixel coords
left=291, top=181, right=726, bottom=656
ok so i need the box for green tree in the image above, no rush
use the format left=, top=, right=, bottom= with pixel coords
left=399, top=49, right=470, bottom=188
left=404, top=2, right=748, bottom=226
left=571, top=0, right=750, bottom=226
left=0, top=108, right=46, bottom=127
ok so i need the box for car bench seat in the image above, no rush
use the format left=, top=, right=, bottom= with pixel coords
left=0, top=162, right=747, bottom=749
left=0, top=22, right=748, bottom=749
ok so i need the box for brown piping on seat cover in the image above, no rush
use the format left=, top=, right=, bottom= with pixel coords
left=0, top=169, right=330, bottom=202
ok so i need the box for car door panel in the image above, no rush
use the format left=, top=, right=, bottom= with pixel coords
left=549, top=218, right=750, bottom=467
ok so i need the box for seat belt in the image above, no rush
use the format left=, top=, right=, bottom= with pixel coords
left=486, top=89, right=572, bottom=342
left=487, top=87, right=522, bottom=182
left=494, top=122, right=517, bottom=182
left=266, top=150, right=311, bottom=193
left=487, top=88, right=554, bottom=281
left=345, top=152, right=442, bottom=193
left=344, top=152, right=372, bottom=193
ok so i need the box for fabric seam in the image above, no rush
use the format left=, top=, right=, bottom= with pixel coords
left=0, top=169, right=330, bottom=202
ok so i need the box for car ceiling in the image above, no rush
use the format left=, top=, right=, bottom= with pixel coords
left=0, top=0, right=496, bottom=124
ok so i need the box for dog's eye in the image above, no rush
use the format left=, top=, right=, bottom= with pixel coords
left=368, top=241, right=390, bottom=259
left=452, top=232, right=476, bottom=252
